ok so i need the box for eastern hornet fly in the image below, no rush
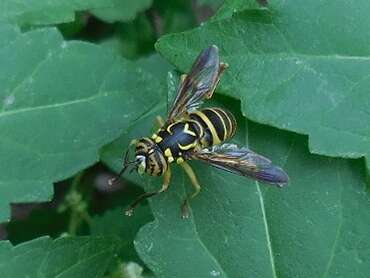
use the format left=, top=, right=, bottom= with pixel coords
left=110, top=45, right=288, bottom=218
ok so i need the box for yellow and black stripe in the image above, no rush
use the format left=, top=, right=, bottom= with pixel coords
left=189, top=107, right=236, bottom=148
left=135, top=137, right=168, bottom=176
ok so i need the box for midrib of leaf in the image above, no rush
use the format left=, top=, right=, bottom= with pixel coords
left=0, top=92, right=113, bottom=118
left=0, top=28, right=65, bottom=112
left=0, top=96, right=164, bottom=160
left=0, top=44, right=119, bottom=118
left=256, top=183, right=277, bottom=278
left=321, top=168, right=344, bottom=278
left=159, top=39, right=370, bottom=63
left=245, top=120, right=277, bottom=278
left=0, top=134, right=96, bottom=159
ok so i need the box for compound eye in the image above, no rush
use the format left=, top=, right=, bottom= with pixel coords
left=136, top=155, right=146, bottom=175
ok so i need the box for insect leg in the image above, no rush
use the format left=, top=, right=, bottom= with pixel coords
left=125, top=167, right=172, bottom=216
left=156, top=115, right=165, bottom=128
left=179, top=161, right=201, bottom=218
left=206, top=62, right=229, bottom=99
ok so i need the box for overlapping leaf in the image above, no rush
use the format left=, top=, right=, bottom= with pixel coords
left=156, top=0, right=370, bottom=170
left=0, top=24, right=163, bottom=221
left=0, top=236, right=119, bottom=277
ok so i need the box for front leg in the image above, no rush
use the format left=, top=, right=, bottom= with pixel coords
left=125, top=167, right=172, bottom=216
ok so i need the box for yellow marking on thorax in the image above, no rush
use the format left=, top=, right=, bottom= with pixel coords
left=183, top=123, right=196, bottom=136
left=193, top=111, right=222, bottom=145
left=178, top=141, right=197, bottom=151
left=164, top=148, right=174, bottom=163
left=166, top=123, right=176, bottom=135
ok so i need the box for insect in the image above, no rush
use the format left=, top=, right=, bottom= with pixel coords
left=110, top=45, right=288, bottom=218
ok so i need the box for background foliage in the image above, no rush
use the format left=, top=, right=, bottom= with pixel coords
left=0, top=0, right=369, bottom=277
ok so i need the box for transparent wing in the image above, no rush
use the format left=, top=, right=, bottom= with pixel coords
left=166, top=45, right=227, bottom=124
left=191, top=144, right=289, bottom=187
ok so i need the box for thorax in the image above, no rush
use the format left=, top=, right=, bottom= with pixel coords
left=152, top=121, right=200, bottom=164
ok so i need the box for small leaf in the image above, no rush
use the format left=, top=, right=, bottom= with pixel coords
left=156, top=0, right=370, bottom=170
left=0, top=24, right=163, bottom=221
left=91, top=0, right=153, bottom=23
left=100, top=16, right=157, bottom=60
left=214, top=0, right=262, bottom=20
left=0, top=236, right=120, bottom=277
left=0, top=0, right=121, bottom=26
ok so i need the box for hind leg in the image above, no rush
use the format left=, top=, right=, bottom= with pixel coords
left=179, top=161, right=201, bottom=218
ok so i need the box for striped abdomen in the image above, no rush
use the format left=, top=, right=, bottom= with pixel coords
left=189, top=107, right=237, bottom=148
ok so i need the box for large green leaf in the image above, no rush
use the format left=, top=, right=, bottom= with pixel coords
left=0, top=24, right=163, bottom=222
left=156, top=0, right=370, bottom=170
left=0, top=236, right=119, bottom=277
left=102, top=88, right=370, bottom=277
left=91, top=0, right=152, bottom=23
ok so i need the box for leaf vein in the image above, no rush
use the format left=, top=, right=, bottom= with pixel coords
left=256, top=183, right=278, bottom=278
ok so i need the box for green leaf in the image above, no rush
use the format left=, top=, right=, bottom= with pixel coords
left=152, top=0, right=198, bottom=34
left=156, top=0, right=370, bottom=170
left=100, top=15, right=157, bottom=60
left=0, top=0, right=121, bottom=26
left=91, top=0, right=153, bottom=23
left=0, top=236, right=120, bottom=277
left=102, top=89, right=370, bottom=277
left=0, top=24, right=163, bottom=222
left=198, top=0, right=224, bottom=10
left=214, top=0, right=261, bottom=20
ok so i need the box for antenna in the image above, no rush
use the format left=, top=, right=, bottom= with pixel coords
left=108, top=149, right=132, bottom=185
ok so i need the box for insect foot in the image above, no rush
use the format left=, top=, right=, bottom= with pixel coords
left=107, top=178, right=116, bottom=186
left=181, top=201, right=191, bottom=219
left=125, top=208, right=134, bottom=217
